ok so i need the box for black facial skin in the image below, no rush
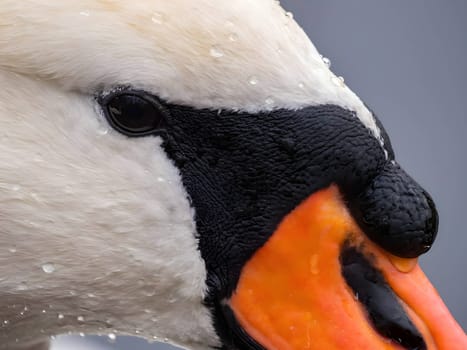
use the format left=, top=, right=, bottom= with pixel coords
left=161, top=104, right=386, bottom=295
left=99, top=90, right=438, bottom=349
left=218, top=304, right=265, bottom=350
left=340, top=242, right=426, bottom=350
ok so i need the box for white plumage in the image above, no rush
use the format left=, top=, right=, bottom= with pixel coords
left=0, top=1, right=386, bottom=349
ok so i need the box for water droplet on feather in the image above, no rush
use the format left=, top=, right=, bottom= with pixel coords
left=229, top=33, right=239, bottom=42
left=321, top=55, right=331, bottom=68
left=151, top=12, right=165, bottom=24
left=98, top=126, right=109, bottom=136
left=41, top=263, right=55, bottom=274
left=331, top=76, right=345, bottom=87
left=248, top=76, right=259, bottom=86
left=210, top=45, right=224, bottom=58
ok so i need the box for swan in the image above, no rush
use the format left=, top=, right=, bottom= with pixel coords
left=0, top=1, right=466, bottom=349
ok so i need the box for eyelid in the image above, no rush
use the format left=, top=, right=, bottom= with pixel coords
left=97, top=88, right=166, bottom=112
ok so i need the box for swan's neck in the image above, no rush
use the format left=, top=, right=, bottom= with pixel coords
left=0, top=255, right=213, bottom=349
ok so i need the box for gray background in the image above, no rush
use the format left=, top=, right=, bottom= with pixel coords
left=67, top=1, right=467, bottom=349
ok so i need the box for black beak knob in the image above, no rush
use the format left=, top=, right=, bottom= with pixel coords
left=349, top=163, right=439, bottom=258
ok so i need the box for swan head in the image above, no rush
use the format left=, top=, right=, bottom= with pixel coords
left=0, top=1, right=466, bottom=349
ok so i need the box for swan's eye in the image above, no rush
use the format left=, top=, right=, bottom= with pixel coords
left=101, top=91, right=167, bottom=136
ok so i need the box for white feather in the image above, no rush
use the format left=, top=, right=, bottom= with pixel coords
left=0, top=0, right=383, bottom=143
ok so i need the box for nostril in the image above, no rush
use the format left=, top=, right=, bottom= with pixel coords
left=348, top=163, right=439, bottom=259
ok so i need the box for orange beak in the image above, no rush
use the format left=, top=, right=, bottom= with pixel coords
left=229, top=186, right=467, bottom=349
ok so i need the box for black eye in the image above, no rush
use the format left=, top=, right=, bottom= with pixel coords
left=101, top=90, right=167, bottom=136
